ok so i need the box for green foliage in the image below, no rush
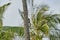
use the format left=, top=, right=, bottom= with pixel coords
left=0, top=30, right=14, bottom=40
left=31, top=5, right=60, bottom=40
left=18, top=1, right=60, bottom=39
left=0, top=26, right=24, bottom=40
left=19, top=3, right=60, bottom=40
left=2, top=26, right=24, bottom=36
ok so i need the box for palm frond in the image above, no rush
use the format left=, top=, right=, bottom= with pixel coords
left=18, top=9, right=24, bottom=19
left=0, top=3, right=11, bottom=18
left=31, top=4, right=60, bottom=40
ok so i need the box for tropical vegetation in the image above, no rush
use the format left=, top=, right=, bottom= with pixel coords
left=0, top=0, right=60, bottom=40
left=30, top=5, right=60, bottom=40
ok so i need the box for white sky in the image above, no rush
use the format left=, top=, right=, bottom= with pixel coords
left=0, top=0, right=60, bottom=26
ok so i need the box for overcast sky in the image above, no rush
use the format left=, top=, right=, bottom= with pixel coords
left=0, top=0, right=60, bottom=26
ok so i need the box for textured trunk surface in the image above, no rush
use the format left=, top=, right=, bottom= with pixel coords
left=22, top=0, right=30, bottom=40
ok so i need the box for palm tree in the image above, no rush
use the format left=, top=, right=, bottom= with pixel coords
left=27, top=0, right=60, bottom=40
left=0, top=3, right=10, bottom=28
left=19, top=0, right=60, bottom=40
left=22, top=0, right=30, bottom=40
left=31, top=5, right=60, bottom=40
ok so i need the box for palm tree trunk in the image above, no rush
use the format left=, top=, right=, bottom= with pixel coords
left=22, top=0, right=30, bottom=40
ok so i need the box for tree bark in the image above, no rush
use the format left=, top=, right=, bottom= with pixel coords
left=22, top=0, right=30, bottom=40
